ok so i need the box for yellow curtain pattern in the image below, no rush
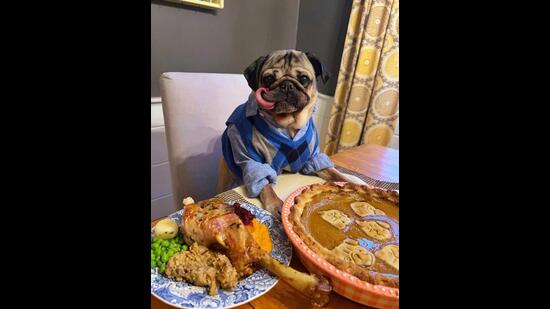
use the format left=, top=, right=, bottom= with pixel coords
left=324, top=0, right=399, bottom=155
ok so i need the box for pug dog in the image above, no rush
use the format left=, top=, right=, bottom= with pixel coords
left=221, top=50, right=359, bottom=216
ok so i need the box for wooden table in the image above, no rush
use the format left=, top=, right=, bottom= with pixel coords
left=330, top=144, right=399, bottom=183
left=152, top=144, right=399, bottom=309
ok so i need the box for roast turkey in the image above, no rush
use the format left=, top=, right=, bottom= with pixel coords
left=182, top=198, right=331, bottom=306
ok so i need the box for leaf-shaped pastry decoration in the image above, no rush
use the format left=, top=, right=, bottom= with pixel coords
left=375, top=245, right=399, bottom=271
left=350, top=202, right=386, bottom=217
left=357, top=220, right=392, bottom=241
left=332, top=239, right=375, bottom=267
left=318, top=209, right=352, bottom=230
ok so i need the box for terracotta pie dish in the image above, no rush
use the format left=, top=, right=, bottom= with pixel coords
left=281, top=182, right=399, bottom=308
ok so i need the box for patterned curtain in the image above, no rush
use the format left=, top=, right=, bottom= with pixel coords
left=324, top=0, right=399, bottom=155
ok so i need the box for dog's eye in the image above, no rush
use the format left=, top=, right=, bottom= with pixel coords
left=262, top=75, right=275, bottom=87
left=298, top=76, right=310, bottom=86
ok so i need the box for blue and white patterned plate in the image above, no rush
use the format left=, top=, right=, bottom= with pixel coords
left=151, top=201, right=292, bottom=309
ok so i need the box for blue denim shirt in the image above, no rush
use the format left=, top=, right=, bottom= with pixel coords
left=223, top=94, right=334, bottom=197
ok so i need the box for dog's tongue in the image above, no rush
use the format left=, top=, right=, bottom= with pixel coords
left=256, top=87, right=275, bottom=110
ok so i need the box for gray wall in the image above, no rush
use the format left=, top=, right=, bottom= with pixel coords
left=151, top=0, right=300, bottom=97
left=296, top=0, right=352, bottom=95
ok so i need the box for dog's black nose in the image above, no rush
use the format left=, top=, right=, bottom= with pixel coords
left=280, top=80, right=294, bottom=92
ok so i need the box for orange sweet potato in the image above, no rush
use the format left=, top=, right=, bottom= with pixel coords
left=246, top=218, right=272, bottom=253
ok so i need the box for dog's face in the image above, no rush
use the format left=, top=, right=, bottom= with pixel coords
left=244, top=50, right=329, bottom=130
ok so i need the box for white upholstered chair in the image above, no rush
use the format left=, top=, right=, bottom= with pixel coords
left=160, top=72, right=251, bottom=210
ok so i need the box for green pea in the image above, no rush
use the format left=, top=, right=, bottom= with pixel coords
left=161, top=254, right=169, bottom=263
left=161, top=240, right=169, bottom=247
left=181, top=244, right=188, bottom=251
left=151, top=260, right=156, bottom=268
left=154, top=247, right=161, bottom=256
left=153, top=237, right=162, bottom=243
left=159, top=264, right=165, bottom=274
left=151, top=242, right=160, bottom=250
left=167, top=249, right=176, bottom=256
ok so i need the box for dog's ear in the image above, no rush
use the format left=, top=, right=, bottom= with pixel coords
left=306, top=52, right=330, bottom=84
left=243, top=55, right=268, bottom=91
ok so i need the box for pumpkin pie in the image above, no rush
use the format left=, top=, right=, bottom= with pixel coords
left=290, top=183, right=399, bottom=288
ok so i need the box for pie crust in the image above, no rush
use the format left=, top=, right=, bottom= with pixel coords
left=290, top=182, right=399, bottom=288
